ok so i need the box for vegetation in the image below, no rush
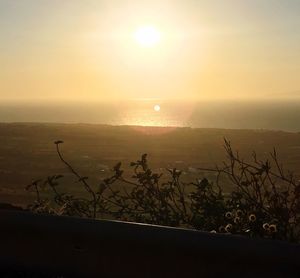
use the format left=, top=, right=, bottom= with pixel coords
left=27, top=139, right=300, bottom=243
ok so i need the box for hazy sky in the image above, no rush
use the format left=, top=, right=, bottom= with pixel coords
left=1, top=0, right=300, bottom=102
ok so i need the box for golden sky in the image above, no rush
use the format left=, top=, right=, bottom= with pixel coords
left=1, top=0, right=300, bottom=102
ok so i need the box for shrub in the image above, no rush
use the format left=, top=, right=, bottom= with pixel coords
left=26, top=139, right=300, bottom=243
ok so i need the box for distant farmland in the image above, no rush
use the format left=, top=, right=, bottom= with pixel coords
left=1, top=123, right=300, bottom=206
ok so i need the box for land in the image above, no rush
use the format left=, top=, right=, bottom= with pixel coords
left=1, top=123, right=300, bottom=206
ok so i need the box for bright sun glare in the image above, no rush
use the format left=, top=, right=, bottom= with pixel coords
left=154, top=104, right=161, bottom=112
left=134, top=25, right=161, bottom=47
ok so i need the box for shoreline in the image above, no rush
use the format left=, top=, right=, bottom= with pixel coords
left=0, top=122, right=299, bottom=134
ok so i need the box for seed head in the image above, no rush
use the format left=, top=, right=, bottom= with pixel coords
left=225, top=224, right=233, bottom=233
left=262, top=223, right=270, bottom=230
left=225, top=212, right=233, bottom=219
left=249, top=214, right=256, bottom=222
left=269, top=224, right=277, bottom=233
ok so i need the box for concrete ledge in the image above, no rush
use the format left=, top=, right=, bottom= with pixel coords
left=0, top=209, right=299, bottom=277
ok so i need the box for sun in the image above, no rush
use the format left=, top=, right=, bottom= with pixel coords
left=154, top=104, right=161, bottom=112
left=134, top=25, right=161, bottom=47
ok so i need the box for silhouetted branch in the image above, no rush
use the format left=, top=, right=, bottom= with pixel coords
left=27, top=138, right=300, bottom=243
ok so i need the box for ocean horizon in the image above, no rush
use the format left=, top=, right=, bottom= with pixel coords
left=1, top=99, right=300, bottom=132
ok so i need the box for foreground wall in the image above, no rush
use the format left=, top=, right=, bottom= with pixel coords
left=0, top=209, right=299, bottom=277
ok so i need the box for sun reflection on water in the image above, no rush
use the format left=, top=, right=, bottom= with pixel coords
left=118, top=100, right=195, bottom=134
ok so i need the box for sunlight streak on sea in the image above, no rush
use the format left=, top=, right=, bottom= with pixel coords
left=118, top=100, right=195, bottom=127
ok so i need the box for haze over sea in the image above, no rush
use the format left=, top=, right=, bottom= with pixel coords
left=1, top=99, right=300, bottom=132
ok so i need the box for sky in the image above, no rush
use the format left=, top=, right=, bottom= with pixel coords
left=1, top=0, right=300, bottom=102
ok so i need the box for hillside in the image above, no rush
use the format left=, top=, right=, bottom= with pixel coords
left=1, top=123, right=300, bottom=205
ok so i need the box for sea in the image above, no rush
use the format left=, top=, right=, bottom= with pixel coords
left=1, top=99, right=300, bottom=132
